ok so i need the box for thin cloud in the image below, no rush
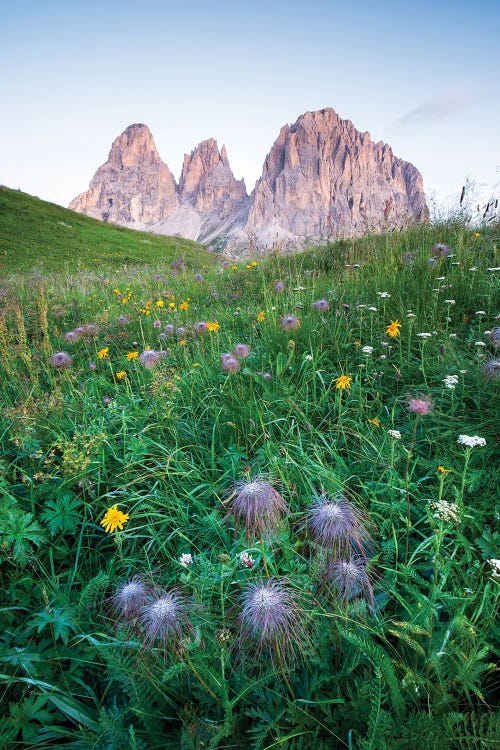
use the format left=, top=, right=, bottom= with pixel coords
left=394, top=95, right=470, bottom=128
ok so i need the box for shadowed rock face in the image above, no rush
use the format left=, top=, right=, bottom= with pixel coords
left=70, top=108, right=428, bottom=253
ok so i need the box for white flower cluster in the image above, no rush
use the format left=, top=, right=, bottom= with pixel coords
left=443, top=374, right=459, bottom=389
left=457, top=435, right=486, bottom=448
left=376, top=292, right=391, bottom=298
left=179, top=553, right=193, bottom=567
left=361, top=346, right=374, bottom=354
left=431, top=499, right=461, bottom=525
left=444, top=299, right=456, bottom=305
left=388, top=429, right=401, bottom=440
left=487, top=559, right=500, bottom=578
left=417, top=332, right=432, bottom=338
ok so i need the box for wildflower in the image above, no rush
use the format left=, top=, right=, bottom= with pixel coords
left=275, top=280, right=285, bottom=292
left=64, top=330, right=81, bottom=344
left=179, top=301, right=189, bottom=311
left=334, top=375, right=352, bottom=390
left=449, top=333, right=457, bottom=339
left=475, top=311, right=486, bottom=316
left=220, top=353, right=240, bottom=373
left=437, top=466, right=452, bottom=474
left=81, top=324, right=99, bottom=337
left=164, top=324, right=176, bottom=336
left=100, top=504, right=130, bottom=533
left=114, top=576, right=148, bottom=621
left=431, top=243, right=452, bottom=258
left=229, top=478, right=288, bottom=539
left=280, top=314, right=300, bottom=331
left=368, top=417, right=380, bottom=427
left=312, top=298, right=330, bottom=311
left=194, top=321, right=208, bottom=335
left=239, top=578, right=308, bottom=664
left=256, top=311, right=265, bottom=322
left=457, top=435, right=486, bottom=448
left=179, top=553, right=193, bottom=567
left=368, top=306, right=378, bottom=312
left=376, top=292, right=391, bottom=298
left=49, top=351, right=73, bottom=370
left=176, top=327, right=187, bottom=337
left=483, top=359, right=500, bottom=379
left=354, top=339, right=361, bottom=347
left=407, top=395, right=432, bottom=415
left=115, top=370, right=127, bottom=380
left=443, top=375, right=459, bottom=389
left=139, top=350, right=165, bottom=368
left=475, top=341, right=486, bottom=347
left=117, top=315, right=130, bottom=326
left=140, top=590, right=190, bottom=648
left=89, top=362, right=96, bottom=371
left=406, top=312, right=416, bottom=319
left=233, top=343, right=251, bottom=359
left=97, top=347, right=109, bottom=359
left=206, top=321, right=220, bottom=332
left=240, top=552, right=255, bottom=568
left=194, top=273, right=204, bottom=282
left=388, top=429, right=401, bottom=440
left=470, top=267, right=478, bottom=272
left=327, top=557, right=374, bottom=606
left=487, top=559, right=500, bottom=578
left=307, top=494, right=371, bottom=557
left=473, top=232, right=481, bottom=238
left=179, top=339, right=187, bottom=346
left=444, top=299, right=456, bottom=305
left=491, top=328, right=500, bottom=347
left=153, top=319, right=161, bottom=329
left=386, top=320, right=402, bottom=338
left=169, top=302, right=176, bottom=310
left=156, top=300, right=164, bottom=308
left=126, top=351, right=139, bottom=360
left=417, top=332, right=432, bottom=338
left=431, top=499, right=461, bottom=524
left=192, top=363, right=199, bottom=368
left=361, top=346, right=374, bottom=354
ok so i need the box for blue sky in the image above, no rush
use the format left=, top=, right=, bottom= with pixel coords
left=1, top=0, right=499, bottom=212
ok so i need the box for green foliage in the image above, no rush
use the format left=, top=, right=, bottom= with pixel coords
left=0, top=214, right=499, bottom=748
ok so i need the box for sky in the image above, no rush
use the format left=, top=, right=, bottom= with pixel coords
left=1, top=0, right=499, bottom=215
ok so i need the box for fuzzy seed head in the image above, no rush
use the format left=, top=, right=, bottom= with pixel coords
left=194, top=321, right=208, bottom=334
left=483, top=358, right=500, bottom=379
left=275, top=280, right=285, bottom=292
left=233, top=343, right=251, bottom=359
left=308, top=494, right=371, bottom=557
left=64, top=330, right=81, bottom=344
left=407, top=395, right=433, bottom=415
left=220, top=353, right=240, bottom=373
left=114, top=577, right=148, bottom=621
left=81, top=324, right=99, bottom=337
left=164, top=324, right=176, bottom=336
left=49, top=351, right=73, bottom=370
left=280, top=314, right=300, bottom=331
left=140, top=590, right=189, bottom=645
left=328, top=557, right=374, bottom=606
left=117, top=315, right=130, bottom=326
left=139, top=350, right=164, bottom=368
left=230, top=479, right=287, bottom=539
left=490, top=328, right=500, bottom=348
left=312, top=298, right=330, bottom=312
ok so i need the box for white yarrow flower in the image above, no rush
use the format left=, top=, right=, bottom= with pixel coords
left=444, top=299, right=456, bottom=305
left=179, top=553, right=193, bottom=567
left=361, top=346, right=374, bottom=354
left=376, top=292, right=391, bottom=298
left=443, top=375, right=459, bottom=389
left=417, top=332, right=432, bottom=338
left=388, top=430, right=401, bottom=440
left=487, top=559, right=500, bottom=578
left=457, top=435, right=486, bottom=448
left=475, top=311, right=486, bottom=316
left=475, top=341, right=486, bottom=347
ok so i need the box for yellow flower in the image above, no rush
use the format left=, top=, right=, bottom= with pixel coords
left=257, top=311, right=265, bottom=322
left=246, top=264, right=251, bottom=269
left=386, top=320, right=402, bottom=338
left=193, top=363, right=200, bottom=367
left=206, top=321, right=220, bottom=332
left=100, top=504, right=129, bottom=534
left=179, top=339, right=187, bottom=346
left=126, top=351, right=139, bottom=360
left=354, top=339, right=361, bottom=347
left=156, top=300, right=164, bottom=307
left=368, top=417, right=380, bottom=427
left=179, top=301, right=189, bottom=311
left=231, top=265, right=238, bottom=271
left=115, top=370, right=127, bottom=380
left=97, top=347, right=109, bottom=359
left=437, top=466, right=452, bottom=474
left=334, top=375, right=352, bottom=390
left=473, top=232, right=481, bottom=238
left=169, top=302, right=176, bottom=309
left=251, top=261, right=257, bottom=267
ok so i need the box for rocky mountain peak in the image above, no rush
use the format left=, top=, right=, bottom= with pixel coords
left=108, top=123, right=161, bottom=168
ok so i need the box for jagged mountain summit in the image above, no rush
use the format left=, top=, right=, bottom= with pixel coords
left=70, top=108, right=428, bottom=253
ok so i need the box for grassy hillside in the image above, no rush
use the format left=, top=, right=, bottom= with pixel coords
left=0, top=186, right=213, bottom=274
left=1, top=209, right=499, bottom=747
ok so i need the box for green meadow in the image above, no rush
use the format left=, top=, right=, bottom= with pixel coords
left=0, top=192, right=499, bottom=749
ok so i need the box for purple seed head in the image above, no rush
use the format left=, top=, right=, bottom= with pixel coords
left=483, top=358, right=500, bottom=379
left=490, top=327, right=500, bottom=348
left=194, top=273, right=204, bottom=282
left=117, top=316, right=130, bottom=326
left=280, top=314, right=300, bottom=331
left=407, top=394, right=432, bottom=415
left=139, top=350, right=163, bottom=368
left=230, top=479, right=287, bottom=539
left=164, top=324, right=176, bottom=336
left=220, top=353, right=240, bottom=373
left=312, top=298, right=330, bottom=312
left=64, top=330, right=81, bottom=344
left=49, top=351, right=73, bottom=370
left=275, top=280, right=285, bottom=293
left=114, top=576, right=148, bottom=621
left=153, top=319, right=161, bottom=329
left=176, top=327, right=187, bottom=338
left=431, top=243, right=452, bottom=258
left=307, top=493, right=371, bottom=557
left=233, top=343, right=251, bottom=359
left=194, top=321, right=208, bottom=334
left=328, top=557, right=374, bottom=606
left=81, top=324, right=99, bottom=337
left=140, top=589, right=190, bottom=646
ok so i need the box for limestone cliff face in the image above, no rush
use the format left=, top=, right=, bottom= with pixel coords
left=69, top=109, right=428, bottom=252
left=245, top=109, right=428, bottom=247
left=69, top=124, right=179, bottom=228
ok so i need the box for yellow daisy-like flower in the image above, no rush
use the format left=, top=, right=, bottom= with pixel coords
left=179, top=339, right=188, bottom=346
left=251, top=261, right=258, bottom=267
left=257, top=311, right=265, bottom=322
left=126, top=351, right=139, bottom=360
left=368, top=417, right=380, bottom=427
left=169, top=302, right=176, bottom=310
left=334, top=375, right=352, bottom=390
left=206, top=321, right=220, bottom=332
left=231, top=265, right=238, bottom=271
left=156, top=300, right=164, bottom=308
left=100, top=504, right=129, bottom=534
left=437, top=466, right=452, bottom=474
left=473, top=232, right=481, bottom=238
left=193, top=363, right=200, bottom=367
left=97, top=347, right=109, bottom=359
left=386, top=320, right=402, bottom=338
left=115, top=370, right=127, bottom=380
left=179, top=301, right=189, bottom=311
